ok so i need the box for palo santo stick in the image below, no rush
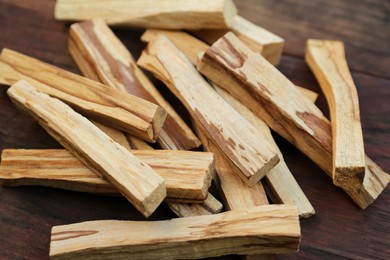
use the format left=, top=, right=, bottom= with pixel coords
left=55, top=0, right=237, bottom=30
left=141, top=29, right=210, bottom=65
left=69, top=19, right=200, bottom=150
left=214, top=86, right=315, bottom=218
left=0, top=149, right=215, bottom=203
left=198, top=32, right=390, bottom=208
left=193, top=120, right=269, bottom=210
left=7, top=80, right=166, bottom=217
left=0, top=49, right=166, bottom=143
left=306, top=40, right=365, bottom=191
left=168, top=194, right=223, bottom=217
left=138, top=35, right=280, bottom=186
left=141, top=29, right=318, bottom=102
left=49, top=205, right=300, bottom=259
left=91, top=121, right=132, bottom=151
left=191, top=15, right=285, bottom=65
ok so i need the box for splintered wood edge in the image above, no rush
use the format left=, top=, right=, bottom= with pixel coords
left=7, top=80, right=166, bottom=217
left=305, top=39, right=365, bottom=191
left=138, top=35, right=280, bottom=187
left=197, top=32, right=389, bottom=209
left=49, top=205, right=300, bottom=259
left=168, top=193, right=223, bottom=217
left=69, top=20, right=200, bottom=150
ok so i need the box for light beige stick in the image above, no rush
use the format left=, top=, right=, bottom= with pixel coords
left=0, top=149, right=214, bottom=203
left=197, top=32, right=390, bottom=208
left=214, top=86, right=315, bottom=218
left=306, top=39, right=365, bottom=191
left=141, top=29, right=318, bottom=101
left=0, top=49, right=166, bottom=142
left=168, top=194, right=223, bottom=217
left=138, top=35, right=280, bottom=186
left=69, top=19, right=200, bottom=150
left=55, top=0, right=237, bottom=29
left=191, top=15, right=285, bottom=65
left=49, top=205, right=300, bottom=259
left=193, top=120, right=269, bottom=210
left=7, top=80, right=166, bottom=217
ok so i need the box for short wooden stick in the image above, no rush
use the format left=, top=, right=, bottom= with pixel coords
left=7, top=80, right=166, bottom=217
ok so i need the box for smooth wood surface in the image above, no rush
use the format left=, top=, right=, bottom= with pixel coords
left=55, top=0, right=237, bottom=29
left=0, top=49, right=167, bottom=143
left=0, top=0, right=389, bottom=259
left=49, top=205, right=300, bottom=259
left=198, top=32, right=389, bottom=208
left=0, top=149, right=215, bottom=203
left=69, top=19, right=200, bottom=150
left=190, top=15, right=285, bottom=65
left=306, top=39, right=365, bottom=191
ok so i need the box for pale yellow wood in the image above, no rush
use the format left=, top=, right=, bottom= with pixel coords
left=137, top=35, right=280, bottom=186
left=69, top=19, right=200, bottom=150
left=191, top=16, right=285, bottom=65
left=141, top=29, right=317, bottom=103
left=0, top=49, right=167, bottom=142
left=49, top=205, right=300, bottom=259
left=306, top=39, right=365, bottom=191
left=55, top=0, right=237, bottom=29
left=295, top=86, right=318, bottom=103
left=141, top=29, right=210, bottom=65
left=7, top=80, right=166, bottom=217
left=193, top=120, right=269, bottom=210
left=214, top=86, right=315, bottom=218
left=0, top=149, right=215, bottom=203
left=91, top=121, right=131, bottom=151
left=197, top=32, right=390, bottom=208
left=168, top=194, right=223, bottom=217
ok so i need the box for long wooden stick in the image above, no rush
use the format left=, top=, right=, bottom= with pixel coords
left=0, top=149, right=214, bottom=203
left=306, top=39, right=365, bottom=191
left=191, top=15, right=285, bottom=65
left=138, top=35, right=280, bottom=186
left=49, top=205, right=300, bottom=259
left=214, top=86, right=315, bottom=218
left=197, top=32, right=390, bottom=208
left=7, top=80, right=166, bottom=217
left=0, top=50, right=167, bottom=143
left=55, top=0, right=237, bottom=29
left=69, top=19, right=200, bottom=150
left=141, top=29, right=315, bottom=216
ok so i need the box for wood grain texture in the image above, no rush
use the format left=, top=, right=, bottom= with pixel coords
left=0, top=149, right=215, bottom=203
left=0, top=49, right=167, bottom=142
left=197, top=32, right=389, bottom=208
left=168, top=194, right=223, bottom=217
left=214, top=86, right=315, bottom=218
left=234, top=0, right=390, bottom=78
left=7, top=80, right=166, bottom=217
left=55, top=0, right=237, bottom=29
left=138, top=35, right=280, bottom=186
left=306, top=39, right=365, bottom=191
left=49, top=205, right=300, bottom=259
left=69, top=19, right=200, bottom=150
left=0, top=1, right=389, bottom=259
left=193, top=118, right=269, bottom=210
left=191, top=15, right=285, bottom=65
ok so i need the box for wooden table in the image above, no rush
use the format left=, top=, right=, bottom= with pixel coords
left=0, top=0, right=389, bottom=259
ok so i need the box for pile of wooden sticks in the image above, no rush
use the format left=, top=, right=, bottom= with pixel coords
left=0, top=0, right=388, bottom=259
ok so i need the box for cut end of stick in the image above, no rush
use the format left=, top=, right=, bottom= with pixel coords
left=223, top=0, right=238, bottom=28
left=333, top=166, right=365, bottom=191
left=247, top=153, right=280, bottom=186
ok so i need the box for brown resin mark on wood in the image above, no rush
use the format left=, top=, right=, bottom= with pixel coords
left=296, top=111, right=332, bottom=153
left=256, top=81, right=272, bottom=96
left=208, top=37, right=247, bottom=69
left=52, top=230, right=98, bottom=241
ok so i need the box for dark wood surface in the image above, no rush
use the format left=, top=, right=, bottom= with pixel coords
left=0, top=0, right=389, bottom=259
